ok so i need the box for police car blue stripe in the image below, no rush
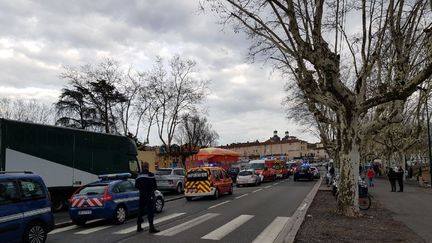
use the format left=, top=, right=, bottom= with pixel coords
left=0, top=207, right=51, bottom=224
left=113, top=197, right=139, bottom=203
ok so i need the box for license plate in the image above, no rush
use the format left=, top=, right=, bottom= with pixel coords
left=78, top=210, right=92, bottom=215
left=299, top=172, right=305, bottom=175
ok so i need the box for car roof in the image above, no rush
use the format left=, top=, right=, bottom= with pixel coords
left=0, top=172, right=43, bottom=181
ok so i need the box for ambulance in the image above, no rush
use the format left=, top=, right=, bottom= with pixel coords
left=248, top=160, right=276, bottom=182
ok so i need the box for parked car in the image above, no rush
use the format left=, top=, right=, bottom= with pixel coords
left=236, top=169, right=261, bottom=187
left=155, top=168, right=186, bottom=194
left=310, top=166, right=320, bottom=179
left=294, top=165, right=314, bottom=181
left=69, top=173, right=164, bottom=225
left=286, top=162, right=298, bottom=176
left=227, top=167, right=240, bottom=183
left=184, top=167, right=233, bottom=201
left=249, top=160, right=276, bottom=182
left=0, top=171, right=55, bottom=243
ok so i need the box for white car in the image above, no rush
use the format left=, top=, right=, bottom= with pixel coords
left=155, top=168, right=185, bottom=194
left=236, top=169, right=262, bottom=187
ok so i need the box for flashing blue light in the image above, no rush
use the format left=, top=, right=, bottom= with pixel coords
left=98, top=173, right=131, bottom=180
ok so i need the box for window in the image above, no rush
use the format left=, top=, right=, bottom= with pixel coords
left=174, top=169, right=185, bottom=176
left=212, top=170, right=222, bottom=180
left=155, top=169, right=172, bottom=176
left=19, top=180, right=45, bottom=200
left=78, top=185, right=107, bottom=195
left=116, top=181, right=134, bottom=193
left=0, top=181, right=19, bottom=205
left=129, top=160, right=139, bottom=173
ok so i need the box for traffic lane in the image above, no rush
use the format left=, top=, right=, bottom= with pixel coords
left=123, top=179, right=317, bottom=243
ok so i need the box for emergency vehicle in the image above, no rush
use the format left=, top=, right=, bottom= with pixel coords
left=68, top=173, right=164, bottom=225
left=184, top=167, right=233, bottom=201
left=272, top=160, right=289, bottom=179
left=248, top=160, right=276, bottom=182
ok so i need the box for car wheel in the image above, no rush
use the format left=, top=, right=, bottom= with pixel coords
left=213, top=188, right=220, bottom=199
left=72, top=218, right=87, bottom=226
left=23, top=221, right=47, bottom=243
left=176, top=184, right=183, bottom=194
left=113, top=205, right=127, bottom=224
left=155, top=197, right=164, bottom=213
left=186, top=197, right=192, bottom=201
left=52, top=199, right=65, bottom=212
left=228, top=185, right=233, bottom=195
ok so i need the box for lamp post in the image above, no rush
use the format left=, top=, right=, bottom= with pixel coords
left=418, top=86, right=432, bottom=185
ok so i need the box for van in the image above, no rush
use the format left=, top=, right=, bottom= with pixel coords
left=184, top=167, right=233, bottom=200
left=0, top=171, right=54, bottom=243
left=249, top=160, right=276, bottom=182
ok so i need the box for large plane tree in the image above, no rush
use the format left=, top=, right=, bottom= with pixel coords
left=204, top=0, right=432, bottom=216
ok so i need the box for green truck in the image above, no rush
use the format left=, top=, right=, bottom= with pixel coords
left=0, top=118, right=140, bottom=211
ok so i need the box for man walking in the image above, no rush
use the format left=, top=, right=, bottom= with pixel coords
left=396, top=166, right=404, bottom=192
left=367, top=167, right=375, bottom=187
left=135, top=161, right=159, bottom=233
left=387, top=168, right=397, bottom=192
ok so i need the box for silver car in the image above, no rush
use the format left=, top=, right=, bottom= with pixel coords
left=236, top=169, right=262, bottom=187
left=155, top=168, right=185, bottom=194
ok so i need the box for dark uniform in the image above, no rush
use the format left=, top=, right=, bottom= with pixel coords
left=387, top=168, right=397, bottom=192
left=396, top=167, right=404, bottom=192
left=135, top=169, right=159, bottom=233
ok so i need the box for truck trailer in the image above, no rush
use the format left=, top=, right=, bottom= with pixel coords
left=0, top=118, right=140, bottom=211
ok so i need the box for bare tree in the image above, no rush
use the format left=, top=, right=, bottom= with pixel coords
left=0, top=98, right=55, bottom=124
left=204, top=0, right=432, bottom=216
left=146, top=55, right=208, bottom=155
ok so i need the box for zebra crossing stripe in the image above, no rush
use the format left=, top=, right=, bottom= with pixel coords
left=114, top=213, right=186, bottom=234
left=208, top=200, right=231, bottom=209
left=252, top=216, right=290, bottom=243
left=75, top=225, right=112, bottom=234
left=201, top=214, right=254, bottom=240
left=49, top=225, right=78, bottom=235
left=156, top=213, right=219, bottom=237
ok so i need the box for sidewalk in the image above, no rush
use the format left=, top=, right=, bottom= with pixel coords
left=369, top=178, right=432, bottom=242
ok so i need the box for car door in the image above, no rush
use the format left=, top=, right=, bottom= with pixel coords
left=114, top=181, right=136, bottom=212
left=174, top=169, right=185, bottom=187
left=221, top=170, right=232, bottom=192
left=127, top=179, right=140, bottom=212
left=0, top=180, right=22, bottom=242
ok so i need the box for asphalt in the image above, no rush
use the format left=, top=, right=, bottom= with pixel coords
left=369, top=177, right=432, bottom=242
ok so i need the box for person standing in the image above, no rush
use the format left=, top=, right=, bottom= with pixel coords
left=396, top=166, right=404, bottom=192
left=135, top=161, right=159, bottom=233
left=387, top=168, right=397, bottom=192
left=367, top=167, right=375, bottom=187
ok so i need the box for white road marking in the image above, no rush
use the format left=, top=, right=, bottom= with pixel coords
left=156, top=213, right=219, bottom=236
left=208, top=200, right=231, bottom=209
left=252, top=216, right=290, bottom=243
left=273, top=183, right=279, bottom=186
left=75, top=225, right=112, bottom=234
left=201, top=215, right=254, bottom=240
left=264, top=185, right=272, bottom=189
left=114, top=213, right=186, bottom=234
left=49, top=225, right=78, bottom=234
left=252, top=188, right=263, bottom=193
left=235, top=193, right=249, bottom=199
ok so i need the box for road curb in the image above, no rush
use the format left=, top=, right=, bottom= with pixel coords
left=275, top=177, right=323, bottom=243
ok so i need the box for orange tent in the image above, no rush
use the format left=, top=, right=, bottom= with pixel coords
left=197, top=148, right=239, bottom=162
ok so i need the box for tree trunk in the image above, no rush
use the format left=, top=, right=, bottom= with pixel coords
left=336, top=114, right=360, bottom=217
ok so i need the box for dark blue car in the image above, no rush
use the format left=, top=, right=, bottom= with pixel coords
left=69, top=173, right=164, bottom=225
left=0, top=171, right=54, bottom=243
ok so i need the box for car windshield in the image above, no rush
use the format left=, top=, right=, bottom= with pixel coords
left=250, top=163, right=265, bottom=170
left=238, top=171, right=253, bottom=176
left=77, top=185, right=107, bottom=195
left=155, top=169, right=172, bottom=175
left=187, top=171, right=209, bottom=181
left=228, top=168, right=239, bottom=173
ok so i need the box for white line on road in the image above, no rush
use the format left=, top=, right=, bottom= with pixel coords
left=156, top=213, right=219, bottom=236
left=201, top=215, right=254, bottom=240
left=114, top=213, right=186, bottom=234
left=75, top=225, right=112, bottom=234
left=235, top=193, right=249, bottom=199
left=49, top=225, right=78, bottom=234
left=208, top=200, right=231, bottom=209
left=299, top=202, right=308, bottom=211
left=273, top=183, right=279, bottom=186
left=252, top=188, right=263, bottom=193
left=264, top=185, right=272, bottom=189
left=252, top=217, right=290, bottom=243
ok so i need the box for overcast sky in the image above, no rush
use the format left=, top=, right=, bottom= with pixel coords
left=0, top=0, right=319, bottom=145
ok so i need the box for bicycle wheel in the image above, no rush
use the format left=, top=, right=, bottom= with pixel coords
left=358, top=194, right=371, bottom=210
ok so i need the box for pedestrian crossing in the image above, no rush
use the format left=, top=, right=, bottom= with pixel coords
left=49, top=212, right=292, bottom=242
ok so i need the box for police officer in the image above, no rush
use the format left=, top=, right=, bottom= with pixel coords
left=135, top=161, right=159, bottom=233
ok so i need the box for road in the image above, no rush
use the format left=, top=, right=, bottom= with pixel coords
left=47, top=178, right=317, bottom=243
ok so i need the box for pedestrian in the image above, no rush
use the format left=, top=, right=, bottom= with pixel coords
left=367, top=167, right=375, bottom=187
left=135, top=161, right=159, bottom=233
left=387, top=168, right=397, bottom=192
left=396, top=166, right=404, bottom=192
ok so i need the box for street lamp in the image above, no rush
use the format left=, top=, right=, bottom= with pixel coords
left=417, top=86, right=432, bottom=185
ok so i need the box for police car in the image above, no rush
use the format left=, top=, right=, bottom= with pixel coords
left=0, top=171, right=54, bottom=243
left=69, top=173, right=164, bottom=225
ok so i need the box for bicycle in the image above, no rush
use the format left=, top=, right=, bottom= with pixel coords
left=358, top=193, right=371, bottom=210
